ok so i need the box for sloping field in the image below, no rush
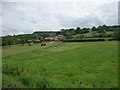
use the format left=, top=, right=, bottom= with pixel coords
left=2, top=41, right=118, bottom=88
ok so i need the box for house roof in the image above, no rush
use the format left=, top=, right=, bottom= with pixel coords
left=44, top=37, right=53, bottom=39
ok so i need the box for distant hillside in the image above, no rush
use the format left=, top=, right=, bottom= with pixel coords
left=33, top=31, right=58, bottom=37
left=1, top=25, right=120, bottom=46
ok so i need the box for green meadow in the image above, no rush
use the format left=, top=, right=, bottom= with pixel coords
left=2, top=41, right=118, bottom=88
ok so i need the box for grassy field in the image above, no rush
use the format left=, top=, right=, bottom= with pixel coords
left=2, top=41, right=118, bottom=88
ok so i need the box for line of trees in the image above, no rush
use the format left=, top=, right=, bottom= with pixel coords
left=1, top=25, right=120, bottom=46
left=58, top=27, right=90, bottom=39
left=57, top=25, right=120, bottom=39
left=2, top=34, right=40, bottom=46
left=1, top=33, right=56, bottom=46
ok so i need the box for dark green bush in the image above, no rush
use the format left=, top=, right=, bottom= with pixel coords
left=63, top=38, right=105, bottom=42
left=41, top=43, right=46, bottom=46
left=108, top=38, right=118, bottom=41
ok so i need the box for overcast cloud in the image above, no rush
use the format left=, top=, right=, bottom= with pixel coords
left=1, top=0, right=119, bottom=36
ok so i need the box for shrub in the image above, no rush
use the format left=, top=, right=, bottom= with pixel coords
left=108, top=38, right=118, bottom=41
left=41, top=43, right=46, bottom=46
left=63, top=38, right=105, bottom=42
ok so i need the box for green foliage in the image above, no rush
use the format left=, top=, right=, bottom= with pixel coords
left=112, top=28, right=120, bottom=40
left=75, top=27, right=90, bottom=34
left=2, top=34, right=41, bottom=46
left=61, top=29, right=72, bottom=39
left=60, top=25, right=120, bottom=39
left=20, top=38, right=26, bottom=45
left=43, top=33, right=50, bottom=38
left=63, top=38, right=105, bottom=42
left=41, top=43, right=46, bottom=46
left=2, top=36, right=15, bottom=46
left=92, top=26, right=96, bottom=31
left=1, top=25, right=120, bottom=46
left=75, top=27, right=81, bottom=34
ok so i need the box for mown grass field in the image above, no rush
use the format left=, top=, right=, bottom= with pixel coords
left=2, top=41, right=118, bottom=88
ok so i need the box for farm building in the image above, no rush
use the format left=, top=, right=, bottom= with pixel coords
left=27, top=40, right=33, bottom=43
left=44, top=37, right=53, bottom=41
left=33, top=39, right=40, bottom=43
left=27, top=39, right=40, bottom=43
left=54, top=35, right=65, bottom=41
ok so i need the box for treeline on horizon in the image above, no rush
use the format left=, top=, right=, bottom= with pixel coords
left=1, top=25, right=120, bottom=46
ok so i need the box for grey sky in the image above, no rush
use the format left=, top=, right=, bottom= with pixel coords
left=1, top=0, right=119, bottom=36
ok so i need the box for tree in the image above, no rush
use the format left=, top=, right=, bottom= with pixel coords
left=92, top=26, right=96, bottom=31
left=68, top=28, right=76, bottom=35
left=20, top=38, right=26, bottom=45
left=2, top=37, right=7, bottom=46
left=113, top=28, right=120, bottom=40
left=81, top=28, right=90, bottom=34
left=98, top=31, right=106, bottom=37
left=61, top=29, right=72, bottom=39
left=91, top=32, right=98, bottom=38
left=65, top=32, right=72, bottom=39
left=56, top=31, right=61, bottom=36
left=43, top=33, right=50, bottom=38
left=80, top=34, right=84, bottom=39
left=75, top=27, right=81, bottom=34
left=3, top=36, right=15, bottom=46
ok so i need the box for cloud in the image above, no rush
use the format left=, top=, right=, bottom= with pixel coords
left=118, top=1, right=120, bottom=25
left=1, top=1, right=119, bottom=36
left=0, top=2, right=2, bottom=36
left=1, top=0, right=119, bottom=2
